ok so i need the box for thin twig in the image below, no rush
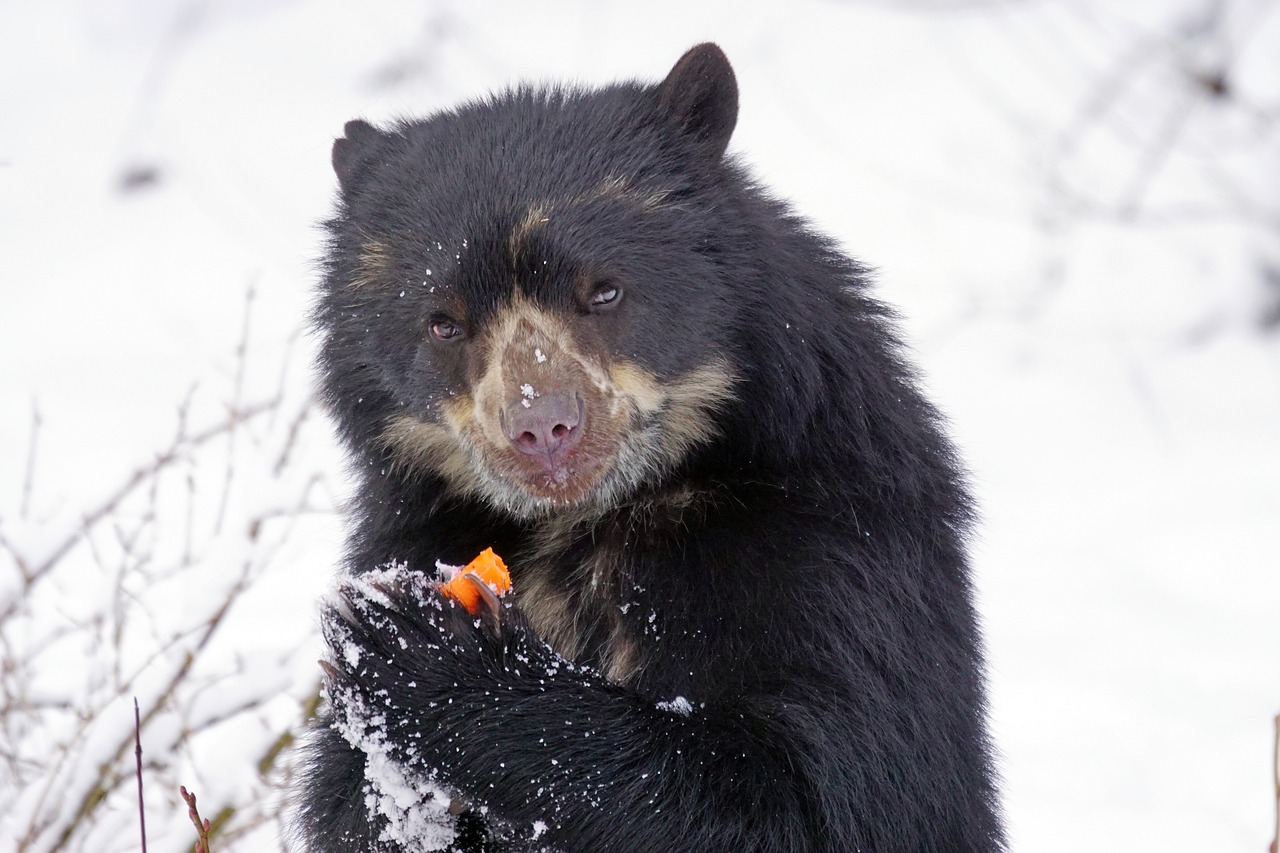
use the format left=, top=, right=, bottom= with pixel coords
left=214, top=283, right=257, bottom=536
left=4, top=396, right=279, bottom=607
left=180, top=785, right=211, bottom=853
left=39, top=560, right=255, bottom=851
left=134, top=698, right=147, bottom=853
left=1272, top=712, right=1278, bottom=853
left=272, top=401, right=312, bottom=477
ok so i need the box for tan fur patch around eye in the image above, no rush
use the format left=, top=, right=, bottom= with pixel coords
left=608, top=361, right=665, bottom=414
left=437, top=395, right=473, bottom=435
left=469, top=294, right=579, bottom=444
left=508, top=205, right=551, bottom=262
left=508, top=179, right=673, bottom=265
left=350, top=238, right=392, bottom=289
left=658, top=359, right=738, bottom=453
left=607, top=358, right=738, bottom=470
left=379, top=409, right=478, bottom=491
left=591, top=175, right=673, bottom=212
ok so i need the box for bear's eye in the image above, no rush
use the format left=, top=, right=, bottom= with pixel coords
left=430, top=317, right=464, bottom=341
left=588, top=283, right=622, bottom=312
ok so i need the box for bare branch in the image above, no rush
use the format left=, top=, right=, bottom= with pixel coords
left=5, top=395, right=280, bottom=616
left=135, top=698, right=147, bottom=853
left=214, top=282, right=257, bottom=536
left=180, top=785, right=212, bottom=853
left=1273, top=712, right=1279, bottom=853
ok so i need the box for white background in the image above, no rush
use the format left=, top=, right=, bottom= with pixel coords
left=2, top=1, right=1278, bottom=850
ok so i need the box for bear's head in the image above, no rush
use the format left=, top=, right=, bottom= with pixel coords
left=316, top=45, right=749, bottom=518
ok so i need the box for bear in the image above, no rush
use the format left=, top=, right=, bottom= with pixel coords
left=294, top=43, right=1005, bottom=853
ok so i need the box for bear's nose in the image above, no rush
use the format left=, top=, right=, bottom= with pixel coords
left=503, top=391, right=584, bottom=466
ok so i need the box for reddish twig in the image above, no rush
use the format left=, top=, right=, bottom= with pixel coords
left=1272, top=713, right=1278, bottom=853
left=180, top=785, right=212, bottom=853
left=42, top=557, right=255, bottom=851
left=134, top=698, right=147, bottom=853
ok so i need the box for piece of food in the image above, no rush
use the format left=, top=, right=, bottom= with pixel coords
left=439, top=547, right=511, bottom=613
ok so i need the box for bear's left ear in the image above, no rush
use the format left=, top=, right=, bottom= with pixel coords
left=332, top=119, right=385, bottom=195
left=655, top=43, right=739, bottom=162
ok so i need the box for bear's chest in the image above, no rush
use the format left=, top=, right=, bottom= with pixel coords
left=512, top=486, right=708, bottom=685
left=514, top=516, right=640, bottom=684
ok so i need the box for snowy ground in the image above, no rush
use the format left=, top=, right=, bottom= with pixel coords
left=2, top=1, right=1278, bottom=851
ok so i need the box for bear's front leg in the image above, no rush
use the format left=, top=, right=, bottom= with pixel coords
left=316, top=564, right=816, bottom=853
left=315, top=565, right=586, bottom=851
left=299, top=565, right=522, bottom=853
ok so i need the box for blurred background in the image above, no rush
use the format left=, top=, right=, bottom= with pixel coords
left=1, top=1, right=1278, bottom=850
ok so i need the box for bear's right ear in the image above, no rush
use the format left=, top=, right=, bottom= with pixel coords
left=332, top=119, right=384, bottom=195
left=654, top=43, right=739, bottom=162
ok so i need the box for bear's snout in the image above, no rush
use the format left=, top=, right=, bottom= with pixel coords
left=502, top=390, right=584, bottom=469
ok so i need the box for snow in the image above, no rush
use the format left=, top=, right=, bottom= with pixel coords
left=435, top=558, right=463, bottom=582
left=1, top=1, right=1277, bottom=852
left=327, top=685, right=456, bottom=852
left=323, top=567, right=459, bottom=849
left=656, top=696, right=694, bottom=717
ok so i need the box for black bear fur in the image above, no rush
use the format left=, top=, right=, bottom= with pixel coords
left=295, top=43, right=1005, bottom=853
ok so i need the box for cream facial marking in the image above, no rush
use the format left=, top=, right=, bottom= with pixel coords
left=377, top=288, right=738, bottom=517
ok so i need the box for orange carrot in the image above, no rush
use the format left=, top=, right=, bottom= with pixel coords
left=439, top=547, right=511, bottom=613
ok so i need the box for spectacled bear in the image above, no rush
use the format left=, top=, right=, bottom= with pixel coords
left=294, top=43, right=1005, bottom=853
